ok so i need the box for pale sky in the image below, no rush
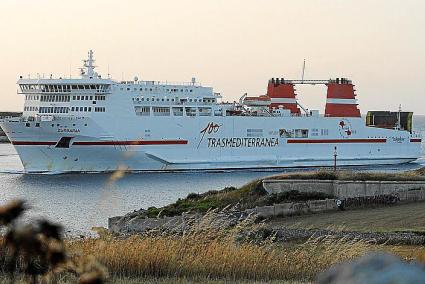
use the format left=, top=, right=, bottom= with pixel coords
left=1, top=0, right=424, bottom=113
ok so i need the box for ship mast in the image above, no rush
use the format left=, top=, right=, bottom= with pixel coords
left=80, top=50, right=97, bottom=79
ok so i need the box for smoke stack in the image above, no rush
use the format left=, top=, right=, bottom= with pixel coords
left=324, top=78, right=361, bottom=117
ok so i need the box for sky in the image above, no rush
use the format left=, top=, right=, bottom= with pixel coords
left=0, top=0, right=424, bottom=113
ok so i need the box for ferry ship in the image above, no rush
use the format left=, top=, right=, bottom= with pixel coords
left=0, top=51, right=421, bottom=173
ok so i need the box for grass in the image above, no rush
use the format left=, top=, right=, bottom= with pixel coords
left=268, top=168, right=425, bottom=181
left=145, top=181, right=333, bottom=218
left=0, top=275, right=310, bottom=283
left=64, top=212, right=422, bottom=282
left=268, top=201, right=425, bottom=233
left=68, top=233, right=374, bottom=281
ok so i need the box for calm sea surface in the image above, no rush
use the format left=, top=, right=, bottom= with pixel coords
left=1, top=115, right=425, bottom=236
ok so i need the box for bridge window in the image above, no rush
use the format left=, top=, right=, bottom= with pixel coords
left=134, top=106, right=150, bottom=116
left=153, top=107, right=170, bottom=116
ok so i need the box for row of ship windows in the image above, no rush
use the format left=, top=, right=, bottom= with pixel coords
left=40, top=107, right=69, bottom=114
left=21, top=84, right=109, bottom=92
left=24, top=106, right=39, bottom=111
left=70, top=107, right=106, bottom=112
left=123, top=87, right=194, bottom=93
left=33, top=107, right=106, bottom=114
left=40, top=95, right=71, bottom=102
left=73, top=95, right=106, bottom=101
left=29, top=95, right=107, bottom=102
left=25, top=95, right=39, bottom=100
left=132, top=97, right=216, bottom=103
left=135, top=106, right=214, bottom=117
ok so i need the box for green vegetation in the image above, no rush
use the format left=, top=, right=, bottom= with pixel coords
left=269, top=168, right=425, bottom=181
left=146, top=181, right=263, bottom=217
left=146, top=181, right=334, bottom=218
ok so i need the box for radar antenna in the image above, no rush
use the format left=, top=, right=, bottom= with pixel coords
left=81, top=50, right=98, bottom=79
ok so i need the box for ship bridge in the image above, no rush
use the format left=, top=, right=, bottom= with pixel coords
left=17, top=50, right=114, bottom=118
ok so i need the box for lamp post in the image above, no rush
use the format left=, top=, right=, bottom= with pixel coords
left=333, top=146, right=337, bottom=172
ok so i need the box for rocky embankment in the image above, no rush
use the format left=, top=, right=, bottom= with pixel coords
left=109, top=207, right=249, bottom=235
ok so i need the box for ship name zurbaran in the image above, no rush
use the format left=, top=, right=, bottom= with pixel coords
left=207, top=137, right=279, bottom=148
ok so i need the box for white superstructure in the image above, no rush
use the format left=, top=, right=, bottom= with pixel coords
left=0, top=51, right=421, bottom=173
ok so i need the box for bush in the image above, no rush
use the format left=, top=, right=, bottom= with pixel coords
left=186, top=193, right=201, bottom=200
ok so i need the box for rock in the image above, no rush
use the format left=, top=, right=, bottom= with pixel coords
left=317, top=252, right=425, bottom=284
left=108, top=208, right=252, bottom=235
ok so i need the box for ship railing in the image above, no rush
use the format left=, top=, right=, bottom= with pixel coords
left=18, top=89, right=111, bottom=95
left=126, top=80, right=204, bottom=87
left=2, top=114, right=75, bottom=123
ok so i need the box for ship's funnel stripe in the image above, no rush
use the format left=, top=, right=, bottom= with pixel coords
left=270, top=98, right=297, bottom=104
left=326, top=98, right=358, bottom=105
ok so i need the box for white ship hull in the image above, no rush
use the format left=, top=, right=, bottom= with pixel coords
left=1, top=115, right=420, bottom=173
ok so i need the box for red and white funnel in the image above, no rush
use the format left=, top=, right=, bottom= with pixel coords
left=325, top=78, right=360, bottom=117
left=267, top=78, right=300, bottom=114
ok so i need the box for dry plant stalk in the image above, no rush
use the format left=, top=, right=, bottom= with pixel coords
left=68, top=209, right=377, bottom=281
left=0, top=200, right=107, bottom=284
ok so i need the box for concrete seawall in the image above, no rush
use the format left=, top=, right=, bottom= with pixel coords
left=248, top=188, right=425, bottom=219
left=262, top=179, right=425, bottom=198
